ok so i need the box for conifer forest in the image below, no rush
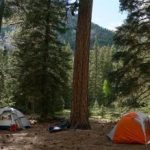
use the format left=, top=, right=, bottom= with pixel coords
left=0, top=0, right=149, bottom=149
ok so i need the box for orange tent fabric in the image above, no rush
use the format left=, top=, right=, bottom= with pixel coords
left=107, top=112, right=150, bottom=144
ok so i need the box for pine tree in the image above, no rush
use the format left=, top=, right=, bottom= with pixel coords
left=0, top=0, right=4, bottom=31
left=89, top=39, right=100, bottom=107
left=111, top=0, right=150, bottom=107
left=0, top=48, right=15, bottom=107
left=13, top=0, right=71, bottom=117
left=0, top=49, right=5, bottom=102
left=63, top=43, right=73, bottom=109
left=89, top=45, right=114, bottom=107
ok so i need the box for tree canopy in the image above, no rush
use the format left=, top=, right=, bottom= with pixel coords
left=110, top=0, right=150, bottom=107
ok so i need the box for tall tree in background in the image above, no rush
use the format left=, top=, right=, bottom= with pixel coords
left=0, top=49, right=6, bottom=104
left=13, top=0, right=71, bottom=118
left=111, top=0, right=150, bottom=107
left=89, top=40, right=100, bottom=107
left=63, top=43, right=73, bottom=109
left=0, top=0, right=5, bottom=31
left=0, top=48, right=16, bottom=107
left=70, top=0, right=93, bottom=129
left=89, top=45, right=114, bottom=107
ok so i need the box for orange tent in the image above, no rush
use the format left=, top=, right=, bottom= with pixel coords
left=107, top=112, right=150, bottom=144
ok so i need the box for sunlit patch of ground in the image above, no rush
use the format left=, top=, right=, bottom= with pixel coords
left=0, top=120, right=149, bottom=150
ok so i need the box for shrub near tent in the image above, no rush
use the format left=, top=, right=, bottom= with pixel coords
left=107, top=112, right=150, bottom=144
left=0, top=107, right=31, bottom=130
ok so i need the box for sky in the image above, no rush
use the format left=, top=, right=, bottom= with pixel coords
left=92, top=0, right=127, bottom=30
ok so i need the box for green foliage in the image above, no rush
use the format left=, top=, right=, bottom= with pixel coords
left=120, top=96, right=146, bottom=108
left=10, top=0, right=71, bottom=117
left=1, top=2, right=114, bottom=50
left=110, top=0, right=150, bottom=108
left=0, top=48, right=16, bottom=107
left=102, top=80, right=111, bottom=97
left=89, top=44, right=115, bottom=107
left=0, top=97, right=15, bottom=107
left=0, top=49, right=4, bottom=96
left=62, top=43, right=73, bottom=109
left=0, top=0, right=4, bottom=31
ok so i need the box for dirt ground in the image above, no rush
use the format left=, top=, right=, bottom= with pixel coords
left=0, top=119, right=149, bottom=150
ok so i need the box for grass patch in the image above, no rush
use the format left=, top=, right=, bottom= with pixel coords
left=54, top=105, right=150, bottom=122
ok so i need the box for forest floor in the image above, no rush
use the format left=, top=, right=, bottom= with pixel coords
left=0, top=119, right=149, bottom=150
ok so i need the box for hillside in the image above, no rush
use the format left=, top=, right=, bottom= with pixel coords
left=61, top=14, right=115, bottom=49
left=0, top=15, right=115, bottom=50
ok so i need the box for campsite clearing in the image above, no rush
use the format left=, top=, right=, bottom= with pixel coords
left=0, top=120, right=149, bottom=150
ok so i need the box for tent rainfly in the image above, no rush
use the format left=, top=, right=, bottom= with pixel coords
left=107, top=112, right=150, bottom=144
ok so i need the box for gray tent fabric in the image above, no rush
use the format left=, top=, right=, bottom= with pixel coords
left=107, top=125, right=117, bottom=140
left=0, top=107, right=31, bottom=130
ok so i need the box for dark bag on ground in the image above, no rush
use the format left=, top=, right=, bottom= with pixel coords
left=48, top=120, right=70, bottom=133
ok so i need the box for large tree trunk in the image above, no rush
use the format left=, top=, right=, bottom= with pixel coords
left=70, top=0, right=93, bottom=129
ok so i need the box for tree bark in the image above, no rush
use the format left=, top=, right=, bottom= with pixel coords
left=70, top=0, right=93, bottom=129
